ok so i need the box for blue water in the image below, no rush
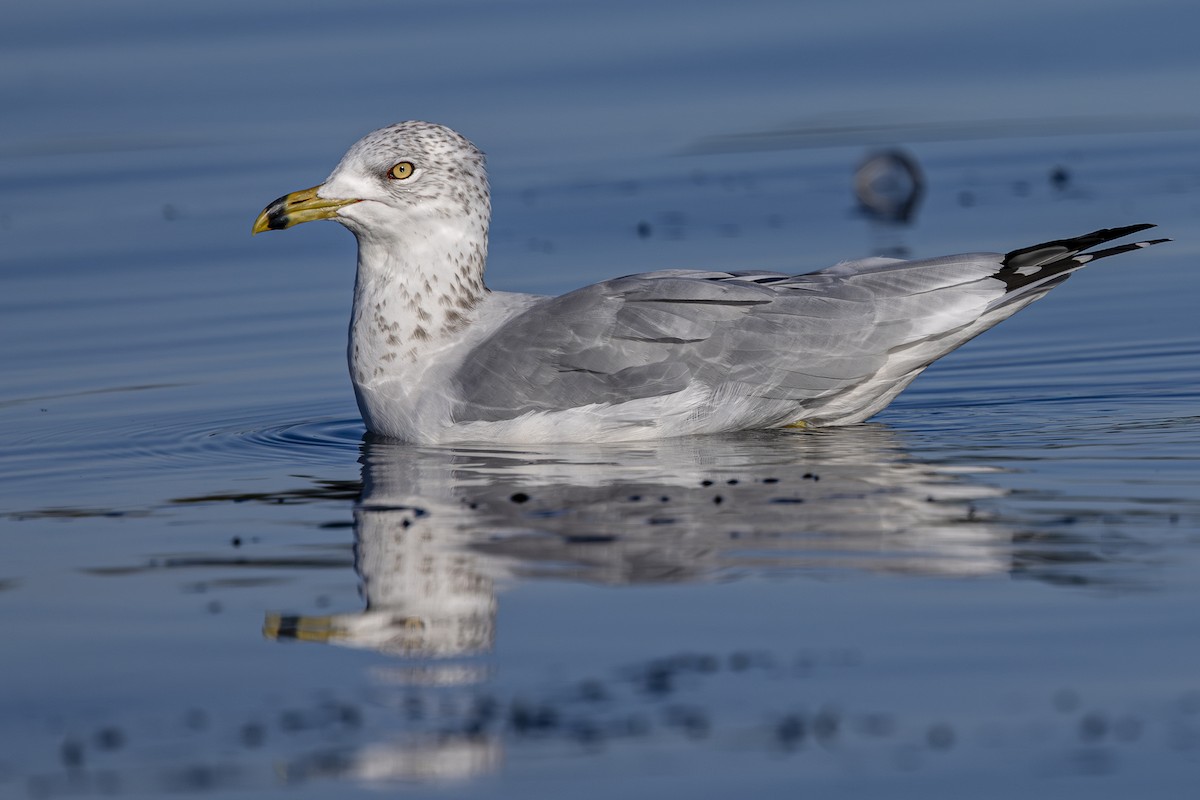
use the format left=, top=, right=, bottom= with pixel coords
left=3, top=1, right=1200, bottom=797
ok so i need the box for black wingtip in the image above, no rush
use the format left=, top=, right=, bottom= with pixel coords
left=1107, top=222, right=1156, bottom=237
left=1004, top=223, right=1157, bottom=266
left=997, top=223, right=1165, bottom=293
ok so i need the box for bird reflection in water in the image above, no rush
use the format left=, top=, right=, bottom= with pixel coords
left=265, top=424, right=1011, bottom=661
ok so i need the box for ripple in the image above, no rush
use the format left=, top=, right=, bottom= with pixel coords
left=190, top=415, right=366, bottom=463
left=0, top=404, right=366, bottom=488
left=135, top=413, right=366, bottom=474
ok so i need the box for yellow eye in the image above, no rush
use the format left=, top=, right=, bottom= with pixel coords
left=388, top=161, right=415, bottom=180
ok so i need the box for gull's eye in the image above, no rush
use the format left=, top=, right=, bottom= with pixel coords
left=388, top=161, right=415, bottom=180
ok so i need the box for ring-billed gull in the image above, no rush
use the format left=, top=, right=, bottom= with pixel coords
left=253, top=121, right=1166, bottom=444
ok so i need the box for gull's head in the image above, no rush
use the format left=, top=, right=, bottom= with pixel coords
left=252, top=121, right=489, bottom=241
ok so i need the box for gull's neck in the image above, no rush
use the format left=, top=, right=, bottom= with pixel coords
left=348, top=214, right=488, bottom=404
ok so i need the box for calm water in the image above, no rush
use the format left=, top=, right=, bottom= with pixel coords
left=3, top=2, right=1200, bottom=797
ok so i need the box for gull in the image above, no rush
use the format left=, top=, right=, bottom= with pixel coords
left=253, top=121, right=1165, bottom=444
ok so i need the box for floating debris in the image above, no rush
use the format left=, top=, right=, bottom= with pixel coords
left=854, top=148, right=925, bottom=223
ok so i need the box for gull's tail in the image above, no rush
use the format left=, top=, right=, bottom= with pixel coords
left=993, top=224, right=1169, bottom=303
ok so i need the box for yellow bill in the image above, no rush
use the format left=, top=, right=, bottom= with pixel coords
left=252, top=185, right=360, bottom=235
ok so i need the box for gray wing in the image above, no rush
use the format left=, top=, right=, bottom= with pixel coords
left=449, top=258, right=1006, bottom=423
left=450, top=225, right=1164, bottom=424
